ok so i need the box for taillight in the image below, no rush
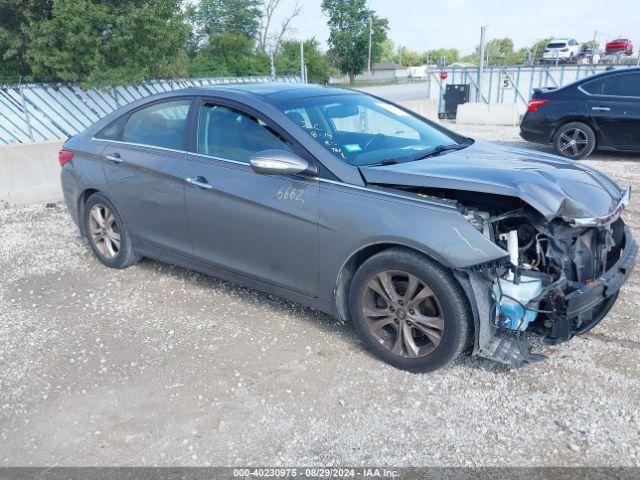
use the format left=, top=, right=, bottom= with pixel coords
left=527, top=99, right=549, bottom=112
left=58, top=150, right=74, bottom=166
left=561, top=48, right=569, bottom=52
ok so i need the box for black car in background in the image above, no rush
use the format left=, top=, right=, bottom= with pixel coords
left=520, top=67, right=640, bottom=159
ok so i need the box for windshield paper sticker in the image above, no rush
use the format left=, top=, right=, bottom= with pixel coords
left=343, top=144, right=362, bottom=152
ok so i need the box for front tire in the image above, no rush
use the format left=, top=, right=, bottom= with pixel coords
left=348, top=248, right=473, bottom=372
left=84, top=193, right=140, bottom=269
left=553, top=122, right=596, bottom=160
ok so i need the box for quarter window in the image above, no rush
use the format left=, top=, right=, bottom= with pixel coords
left=123, top=100, right=191, bottom=149
left=95, top=117, right=124, bottom=141
left=197, top=104, right=291, bottom=162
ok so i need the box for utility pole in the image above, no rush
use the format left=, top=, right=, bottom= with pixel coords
left=367, top=17, right=373, bottom=74
left=592, top=30, right=597, bottom=48
left=477, top=25, right=488, bottom=103
left=300, top=40, right=305, bottom=83
left=425, top=52, right=431, bottom=99
left=270, top=50, right=276, bottom=79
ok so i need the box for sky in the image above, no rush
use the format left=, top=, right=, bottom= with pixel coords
left=272, top=0, right=640, bottom=56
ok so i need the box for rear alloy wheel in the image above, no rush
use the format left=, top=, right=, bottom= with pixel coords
left=88, top=203, right=121, bottom=259
left=554, top=122, right=596, bottom=160
left=84, top=193, right=140, bottom=269
left=349, top=248, right=473, bottom=372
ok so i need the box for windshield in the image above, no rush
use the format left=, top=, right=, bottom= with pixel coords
left=275, top=94, right=465, bottom=166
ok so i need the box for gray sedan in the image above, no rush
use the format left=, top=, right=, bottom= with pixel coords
left=59, top=83, right=637, bottom=371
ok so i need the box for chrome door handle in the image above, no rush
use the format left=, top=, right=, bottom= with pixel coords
left=185, top=176, right=213, bottom=190
left=592, top=106, right=611, bottom=111
left=105, top=153, right=122, bottom=163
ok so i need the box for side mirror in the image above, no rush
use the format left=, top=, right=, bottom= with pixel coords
left=249, top=149, right=309, bottom=176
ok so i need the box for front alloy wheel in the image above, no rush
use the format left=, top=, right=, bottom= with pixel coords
left=362, top=270, right=444, bottom=358
left=349, top=248, right=473, bottom=372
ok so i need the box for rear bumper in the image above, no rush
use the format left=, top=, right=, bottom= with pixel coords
left=519, top=104, right=558, bottom=145
left=60, top=167, right=80, bottom=228
left=520, top=117, right=554, bottom=144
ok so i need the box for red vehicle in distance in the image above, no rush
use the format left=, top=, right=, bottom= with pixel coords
left=605, top=38, right=634, bottom=56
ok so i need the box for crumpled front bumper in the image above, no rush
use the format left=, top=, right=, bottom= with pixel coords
left=550, top=225, right=637, bottom=340
left=566, top=225, right=637, bottom=316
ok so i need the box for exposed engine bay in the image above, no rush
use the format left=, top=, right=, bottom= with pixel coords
left=400, top=186, right=637, bottom=366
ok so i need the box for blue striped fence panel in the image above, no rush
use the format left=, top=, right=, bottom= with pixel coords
left=0, top=76, right=300, bottom=145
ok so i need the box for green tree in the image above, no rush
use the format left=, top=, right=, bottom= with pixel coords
left=425, top=48, right=460, bottom=66
left=0, top=0, right=53, bottom=79
left=378, top=38, right=396, bottom=63
left=529, top=37, right=553, bottom=63
left=321, top=0, right=388, bottom=84
left=462, top=38, right=527, bottom=66
left=187, top=0, right=262, bottom=47
left=27, top=0, right=190, bottom=86
left=398, top=47, right=425, bottom=66
left=190, top=32, right=269, bottom=77
left=275, top=38, right=330, bottom=84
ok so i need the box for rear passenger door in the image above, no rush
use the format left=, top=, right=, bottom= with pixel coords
left=184, top=99, right=319, bottom=296
left=584, top=72, right=640, bottom=150
left=99, top=98, right=195, bottom=254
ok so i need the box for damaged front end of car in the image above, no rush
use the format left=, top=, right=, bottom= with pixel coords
left=452, top=186, right=636, bottom=366
left=358, top=142, right=637, bottom=366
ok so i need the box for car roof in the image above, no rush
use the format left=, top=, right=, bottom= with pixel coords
left=581, top=66, right=640, bottom=79
left=185, top=82, right=357, bottom=103
left=553, top=66, right=640, bottom=92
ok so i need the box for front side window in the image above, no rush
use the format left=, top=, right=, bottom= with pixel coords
left=123, top=100, right=191, bottom=149
left=197, top=103, right=291, bottom=162
left=276, top=94, right=463, bottom=166
left=583, top=74, right=640, bottom=97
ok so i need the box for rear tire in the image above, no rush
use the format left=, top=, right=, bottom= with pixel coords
left=84, top=193, right=140, bottom=269
left=348, top=248, right=473, bottom=372
left=553, top=122, right=596, bottom=160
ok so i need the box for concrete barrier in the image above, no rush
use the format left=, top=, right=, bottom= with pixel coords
left=0, top=140, right=65, bottom=207
left=399, top=99, right=438, bottom=121
left=456, top=102, right=526, bottom=126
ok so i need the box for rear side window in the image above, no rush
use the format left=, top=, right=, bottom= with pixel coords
left=123, top=100, right=191, bottom=149
left=583, top=74, right=640, bottom=97
left=197, top=104, right=291, bottom=163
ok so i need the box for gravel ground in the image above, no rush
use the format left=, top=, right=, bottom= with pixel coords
left=1, top=124, right=639, bottom=467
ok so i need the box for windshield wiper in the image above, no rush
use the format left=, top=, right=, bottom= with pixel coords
left=413, top=143, right=468, bottom=161
left=367, top=158, right=398, bottom=167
